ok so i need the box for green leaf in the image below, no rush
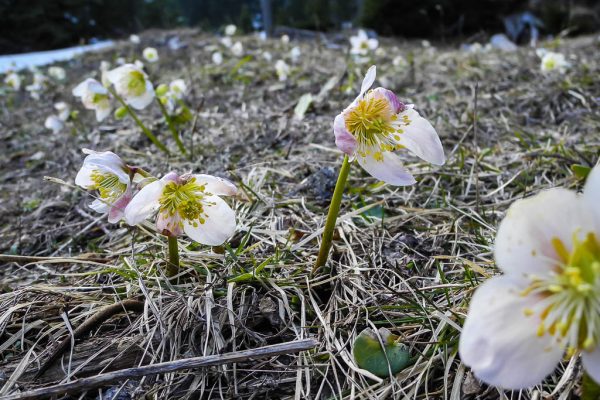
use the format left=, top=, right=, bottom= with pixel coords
left=571, top=164, right=592, bottom=180
left=294, top=93, right=313, bottom=120
left=353, top=328, right=411, bottom=378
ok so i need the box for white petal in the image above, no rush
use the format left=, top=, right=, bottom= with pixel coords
left=397, top=108, right=445, bottom=165
left=89, top=199, right=110, bottom=214
left=81, top=151, right=129, bottom=184
left=357, top=151, right=416, bottom=186
left=75, top=163, right=96, bottom=188
left=183, top=195, right=236, bottom=246
left=95, top=105, right=111, bottom=122
left=358, top=65, right=376, bottom=99
left=583, top=164, right=600, bottom=226
left=124, top=180, right=164, bottom=225
left=193, top=174, right=237, bottom=196
left=495, top=188, right=596, bottom=278
left=127, top=79, right=155, bottom=110
left=583, top=347, right=600, bottom=384
left=459, top=276, right=564, bottom=390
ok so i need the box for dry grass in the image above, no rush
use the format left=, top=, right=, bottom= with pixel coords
left=0, top=28, right=599, bottom=399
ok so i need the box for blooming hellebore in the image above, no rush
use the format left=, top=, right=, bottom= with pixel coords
left=54, top=101, right=70, bottom=121
left=124, top=172, right=237, bottom=246
left=333, top=66, right=445, bottom=185
left=538, top=49, right=570, bottom=74
left=44, top=115, right=64, bottom=134
left=231, top=41, right=243, bottom=57
left=275, top=59, right=290, bottom=82
left=459, top=165, right=600, bottom=389
left=4, top=72, right=21, bottom=90
left=75, top=149, right=135, bottom=223
left=72, top=78, right=112, bottom=122
left=143, top=47, right=159, bottom=63
left=106, top=64, right=155, bottom=110
left=48, top=66, right=66, bottom=81
left=350, top=29, right=378, bottom=56
left=224, top=24, right=237, bottom=36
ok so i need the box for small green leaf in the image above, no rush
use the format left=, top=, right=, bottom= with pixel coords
left=571, top=164, right=592, bottom=180
left=353, top=328, right=411, bottom=378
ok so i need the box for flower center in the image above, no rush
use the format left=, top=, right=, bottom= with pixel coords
left=158, top=177, right=213, bottom=226
left=90, top=170, right=127, bottom=202
left=524, top=232, right=600, bottom=352
left=127, top=70, right=146, bottom=96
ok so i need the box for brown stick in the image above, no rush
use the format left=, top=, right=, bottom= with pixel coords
left=7, top=339, right=318, bottom=400
left=34, top=299, right=145, bottom=379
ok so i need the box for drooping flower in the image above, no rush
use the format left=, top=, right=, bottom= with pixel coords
left=289, top=46, right=301, bottom=63
left=48, top=66, right=66, bottom=81
left=75, top=149, right=134, bottom=223
left=275, top=59, right=290, bottom=82
left=212, top=51, right=223, bottom=65
left=263, top=51, right=272, bottom=62
left=158, top=79, right=187, bottom=114
left=72, top=78, right=112, bottom=122
left=143, top=47, right=159, bottom=63
left=54, top=101, right=70, bottom=121
left=280, top=34, right=290, bottom=45
left=124, top=172, right=237, bottom=246
left=44, top=115, right=64, bottom=133
left=130, top=34, right=141, bottom=44
left=459, top=165, right=600, bottom=389
left=220, top=36, right=233, bottom=48
left=225, top=24, right=237, bottom=36
left=350, top=30, right=378, bottom=56
left=105, top=64, right=155, bottom=110
left=333, top=65, right=445, bottom=185
left=4, top=72, right=21, bottom=90
left=538, top=49, right=570, bottom=74
left=231, top=41, right=243, bottom=57
left=25, top=71, right=47, bottom=99
left=169, top=79, right=187, bottom=99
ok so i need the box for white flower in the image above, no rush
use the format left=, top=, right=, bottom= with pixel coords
left=105, top=64, right=155, bottom=110
left=26, top=72, right=47, bottom=99
left=130, top=34, right=141, bottom=44
left=168, top=79, right=187, bottom=99
left=231, top=41, right=243, bottom=57
left=75, top=149, right=134, bottom=223
left=262, top=51, right=272, bottom=62
left=225, top=24, right=237, bottom=36
left=333, top=66, right=445, bottom=186
left=350, top=29, right=378, bottom=56
left=221, top=36, right=233, bottom=48
left=54, top=101, right=70, bottom=121
left=4, top=72, right=21, bottom=90
left=44, top=115, right=64, bottom=133
left=212, top=51, right=223, bottom=65
left=142, top=47, right=159, bottom=63
left=289, top=46, right=301, bottom=63
left=539, top=50, right=570, bottom=74
left=72, top=78, right=112, bottom=122
left=275, top=59, right=290, bottom=82
left=48, top=66, right=66, bottom=81
left=392, top=55, right=408, bottom=68
left=459, top=165, right=600, bottom=389
left=280, top=34, right=290, bottom=45
left=124, top=172, right=238, bottom=245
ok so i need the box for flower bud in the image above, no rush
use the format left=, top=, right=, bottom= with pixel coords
left=114, top=106, right=128, bottom=119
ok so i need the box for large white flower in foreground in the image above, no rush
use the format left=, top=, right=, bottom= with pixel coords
left=72, top=78, right=112, bottom=122
left=333, top=66, right=445, bottom=185
left=75, top=149, right=134, bottom=223
left=459, top=165, right=600, bottom=389
left=350, top=30, right=378, bottom=56
left=124, top=172, right=237, bottom=245
left=105, top=64, right=155, bottom=110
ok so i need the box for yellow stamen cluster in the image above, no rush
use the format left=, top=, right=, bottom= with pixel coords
left=90, top=170, right=127, bottom=202
left=523, top=232, right=600, bottom=352
left=127, top=70, right=146, bottom=97
left=159, top=177, right=213, bottom=227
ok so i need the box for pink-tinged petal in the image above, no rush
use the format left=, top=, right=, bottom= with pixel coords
left=459, top=276, right=564, bottom=390
left=371, top=87, right=405, bottom=114
left=183, top=195, right=236, bottom=246
left=495, top=188, right=595, bottom=278
left=358, top=65, right=376, bottom=99
left=582, top=346, right=600, bottom=384
left=333, top=113, right=357, bottom=155
left=356, top=151, right=416, bottom=186
left=583, top=164, right=600, bottom=228
left=89, top=198, right=110, bottom=214
left=124, top=179, right=165, bottom=225
left=397, top=108, right=445, bottom=166
left=108, top=190, right=133, bottom=223
left=156, top=210, right=184, bottom=237
left=95, top=105, right=111, bottom=122
left=193, top=174, right=237, bottom=196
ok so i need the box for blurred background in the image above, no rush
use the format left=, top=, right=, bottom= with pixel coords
left=1, top=0, right=599, bottom=54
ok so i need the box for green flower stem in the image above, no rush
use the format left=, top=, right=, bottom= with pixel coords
left=167, top=235, right=180, bottom=277
left=583, top=372, right=600, bottom=400
left=156, top=97, right=187, bottom=156
left=312, top=155, right=351, bottom=275
left=107, top=87, right=170, bottom=155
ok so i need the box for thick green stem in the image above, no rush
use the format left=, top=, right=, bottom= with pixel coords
left=312, top=155, right=351, bottom=275
left=167, top=235, right=180, bottom=277
left=107, top=87, right=170, bottom=155
left=156, top=97, right=187, bottom=156
left=582, top=372, right=600, bottom=400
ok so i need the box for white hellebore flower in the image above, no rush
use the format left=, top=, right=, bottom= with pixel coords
left=48, top=66, right=66, bottom=81
left=75, top=149, right=134, bottom=223
left=350, top=29, right=378, bottom=56
left=333, top=66, right=445, bottom=185
left=124, top=172, right=238, bottom=246
left=212, top=51, right=223, bottom=65
left=54, top=101, right=70, bottom=121
left=540, top=50, right=570, bottom=74
left=4, top=72, right=21, bottom=90
left=225, top=24, right=237, bottom=36
left=142, top=47, right=159, bottom=63
left=72, top=78, right=112, bottom=122
left=289, top=46, right=301, bottom=63
left=220, top=36, right=233, bottom=48
left=459, top=165, right=600, bottom=389
left=262, top=51, right=272, bottom=62
left=275, top=59, right=290, bottom=82
left=280, top=34, right=290, bottom=45
left=130, top=34, right=141, bottom=44
left=106, top=64, right=155, bottom=110
left=44, top=115, right=64, bottom=134
left=231, top=41, right=243, bottom=57
left=392, top=55, right=408, bottom=68
left=169, top=79, right=187, bottom=99
left=26, top=72, right=47, bottom=99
